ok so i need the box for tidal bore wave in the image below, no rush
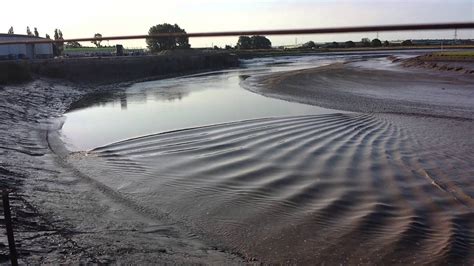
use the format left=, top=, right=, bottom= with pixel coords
left=68, top=113, right=473, bottom=263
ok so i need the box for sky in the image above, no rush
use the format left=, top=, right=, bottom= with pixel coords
left=2, top=0, right=473, bottom=48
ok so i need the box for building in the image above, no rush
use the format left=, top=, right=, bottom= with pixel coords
left=0, top=34, right=53, bottom=60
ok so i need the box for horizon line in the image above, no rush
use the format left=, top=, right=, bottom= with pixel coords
left=1, top=22, right=473, bottom=45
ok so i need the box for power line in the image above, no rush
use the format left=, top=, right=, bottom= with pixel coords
left=1, top=22, right=473, bottom=45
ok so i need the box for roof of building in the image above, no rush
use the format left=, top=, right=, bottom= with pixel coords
left=0, top=33, right=45, bottom=39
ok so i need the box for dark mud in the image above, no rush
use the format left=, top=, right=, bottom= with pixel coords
left=0, top=80, right=244, bottom=264
left=244, top=62, right=474, bottom=120
left=233, top=63, right=474, bottom=263
left=392, top=54, right=474, bottom=75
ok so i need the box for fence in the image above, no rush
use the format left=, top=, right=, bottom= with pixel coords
left=0, top=22, right=473, bottom=45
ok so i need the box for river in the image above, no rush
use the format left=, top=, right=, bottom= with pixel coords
left=57, top=51, right=474, bottom=264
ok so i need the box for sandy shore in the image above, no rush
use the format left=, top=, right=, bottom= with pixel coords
left=243, top=59, right=474, bottom=217
left=392, top=54, right=474, bottom=75
left=244, top=62, right=474, bottom=120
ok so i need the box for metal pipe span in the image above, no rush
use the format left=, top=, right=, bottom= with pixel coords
left=1, top=22, right=473, bottom=45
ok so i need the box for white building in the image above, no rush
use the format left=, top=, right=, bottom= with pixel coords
left=0, top=34, right=53, bottom=60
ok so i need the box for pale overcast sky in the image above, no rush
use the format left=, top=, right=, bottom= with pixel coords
left=2, top=0, right=473, bottom=48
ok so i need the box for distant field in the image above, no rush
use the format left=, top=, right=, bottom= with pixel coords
left=432, top=51, right=474, bottom=57
left=234, top=45, right=474, bottom=59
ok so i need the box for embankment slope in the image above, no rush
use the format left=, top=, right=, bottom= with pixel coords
left=0, top=50, right=239, bottom=84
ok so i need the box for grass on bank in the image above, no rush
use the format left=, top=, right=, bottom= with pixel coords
left=233, top=45, right=474, bottom=59
left=431, top=51, right=474, bottom=57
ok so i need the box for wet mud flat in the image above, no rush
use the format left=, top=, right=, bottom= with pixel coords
left=0, top=80, right=81, bottom=263
left=1, top=54, right=474, bottom=263
left=58, top=58, right=473, bottom=263
left=391, top=54, right=474, bottom=75
left=74, top=113, right=474, bottom=264
left=236, top=62, right=474, bottom=263
left=0, top=80, right=244, bottom=264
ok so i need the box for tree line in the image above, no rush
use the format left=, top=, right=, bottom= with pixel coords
left=7, top=24, right=274, bottom=54
left=302, top=38, right=414, bottom=49
left=145, top=24, right=273, bottom=52
left=9, top=24, right=419, bottom=54
left=7, top=26, right=40, bottom=37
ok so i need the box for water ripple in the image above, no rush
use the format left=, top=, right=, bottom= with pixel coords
left=67, top=113, right=473, bottom=263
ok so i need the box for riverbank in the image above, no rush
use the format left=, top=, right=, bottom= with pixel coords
left=393, top=51, right=474, bottom=74
left=0, top=79, right=245, bottom=263
left=0, top=50, right=239, bottom=84
left=234, top=45, right=474, bottom=59
left=240, top=61, right=474, bottom=263
left=2, top=53, right=473, bottom=263
left=243, top=61, right=474, bottom=202
left=0, top=49, right=242, bottom=263
left=56, top=57, right=474, bottom=264
left=244, top=62, right=474, bottom=120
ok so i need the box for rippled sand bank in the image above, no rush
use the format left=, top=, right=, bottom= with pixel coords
left=226, top=63, right=473, bottom=263
left=244, top=62, right=474, bottom=119
left=66, top=111, right=473, bottom=264
left=60, top=62, right=474, bottom=263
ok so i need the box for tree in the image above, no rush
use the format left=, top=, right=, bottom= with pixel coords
left=402, top=40, right=413, bottom=46
left=327, top=42, right=340, bottom=48
left=345, top=41, right=356, bottom=48
left=53, top=29, right=64, bottom=56
left=383, top=40, right=390, bottom=46
left=146, top=23, right=190, bottom=52
left=236, top=36, right=252, bottom=49
left=302, top=41, right=317, bottom=49
left=250, top=35, right=271, bottom=49
left=54, top=29, right=63, bottom=40
left=225, top=45, right=232, bottom=50
left=236, top=35, right=271, bottom=49
left=8, top=26, right=14, bottom=34
left=34, top=27, right=39, bottom=37
left=371, top=38, right=382, bottom=47
left=45, top=34, right=51, bottom=39
left=91, top=33, right=103, bottom=48
left=26, top=26, right=33, bottom=36
left=66, top=41, right=82, bottom=48
left=361, top=38, right=371, bottom=47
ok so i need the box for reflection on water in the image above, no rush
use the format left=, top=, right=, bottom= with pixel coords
left=62, top=56, right=348, bottom=151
